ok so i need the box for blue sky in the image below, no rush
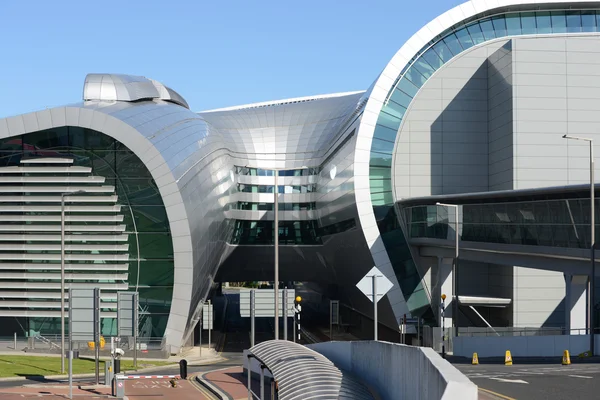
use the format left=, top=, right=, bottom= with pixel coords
left=0, top=0, right=463, bottom=117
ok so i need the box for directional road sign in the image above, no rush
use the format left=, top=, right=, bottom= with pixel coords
left=356, top=266, right=393, bottom=303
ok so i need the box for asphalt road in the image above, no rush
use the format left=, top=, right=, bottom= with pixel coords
left=456, top=363, right=600, bottom=400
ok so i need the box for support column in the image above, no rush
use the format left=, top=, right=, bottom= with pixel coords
left=565, top=274, right=588, bottom=335
left=438, top=257, right=453, bottom=330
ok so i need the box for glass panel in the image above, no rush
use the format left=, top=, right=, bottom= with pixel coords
left=479, top=19, right=496, bottom=41
left=377, top=110, right=402, bottom=131
left=442, top=33, right=463, bottom=55
left=369, top=179, right=392, bottom=192
left=520, top=12, right=537, bottom=34
left=369, top=152, right=392, bottom=167
left=432, top=40, right=454, bottom=63
left=138, top=233, right=173, bottom=259
left=454, top=26, right=474, bottom=49
left=390, top=89, right=413, bottom=108
left=134, top=260, right=174, bottom=286
left=371, top=138, right=394, bottom=154
left=397, top=79, right=419, bottom=98
left=491, top=15, right=507, bottom=37
left=581, top=11, right=596, bottom=32
left=505, top=14, right=522, bottom=35
left=421, top=50, right=444, bottom=72
left=373, top=124, right=399, bottom=142
left=552, top=11, right=567, bottom=33
left=370, top=191, right=393, bottom=206
left=466, top=22, right=485, bottom=44
left=370, top=166, right=392, bottom=180
left=566, top=11, right=582, bottom=33
left=536, top=11, right=552, bottom=34
left=404, top=65, right=427, bottom=87
left=382, top=102, right=406, bottom=120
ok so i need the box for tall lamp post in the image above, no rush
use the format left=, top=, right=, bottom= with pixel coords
left=436, top=202, right=459, bottom=337
left=60, top=190, right=87, bottom=373
left=563, top=134, right=595, bottom=355
left=267, top=166, right=308, bottom=340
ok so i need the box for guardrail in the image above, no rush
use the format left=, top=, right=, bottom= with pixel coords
left=309, top=341, right=477, bottom=400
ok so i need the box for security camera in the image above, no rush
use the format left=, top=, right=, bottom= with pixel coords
left=112, top=348, right=125, bottom=359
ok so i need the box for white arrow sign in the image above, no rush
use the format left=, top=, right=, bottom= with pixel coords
left=356, top=266, right=393, bottom=303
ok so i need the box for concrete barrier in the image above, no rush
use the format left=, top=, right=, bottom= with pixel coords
left=308, top=341, right=477, bottom=400
left=454, top=334, right=600, bottom=358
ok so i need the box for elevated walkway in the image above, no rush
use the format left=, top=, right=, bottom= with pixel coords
left=399, top=183, right=600, bottom=274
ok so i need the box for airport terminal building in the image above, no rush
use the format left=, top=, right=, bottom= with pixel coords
left=2, top=0, right=600, bottom=352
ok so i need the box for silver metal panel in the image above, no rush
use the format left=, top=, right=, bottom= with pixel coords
left=202, top=303, right=213, bottom=330
left=239, top=289, right=295, bottom=317
left=117, top=292, right=138, bottom=337
left=69, top=288, right=99, bottom=342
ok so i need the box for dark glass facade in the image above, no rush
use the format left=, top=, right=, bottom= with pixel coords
left=235, top=166, right=320, bottom=176
left=230, top=220, right=321, bottom=245
left=235, top=202, right=316, bottom=211
left=0, top=127, right=174, bottom=338
left=405, top=198, right=600, bottom=249
left=237, top=184, right=317, bottom=194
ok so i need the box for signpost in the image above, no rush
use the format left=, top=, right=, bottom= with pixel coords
left=356, top=267, right=393, bottom=341
left=117, top=292, right=138, bottom=368
left=240, top=289, right=295, bottom=343
left=202, top=300, right=213, bottom=349
left=69, top=288, right=101, bottom=385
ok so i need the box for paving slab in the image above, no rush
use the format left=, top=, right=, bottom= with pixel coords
left=201, top=367, right=252, bottom=400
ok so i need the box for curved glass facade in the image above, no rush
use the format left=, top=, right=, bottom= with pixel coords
left=0, top=127, right=174, bottom=338
left=369, top=8, right=600, bottom=320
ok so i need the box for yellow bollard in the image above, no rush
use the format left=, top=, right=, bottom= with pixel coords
left=472, top=352, right=479, bottom=365
left=578, top=350, right=591, bottom=358
left=504, top=350, right=512, bottom=366
left=562, top=350, right=571, bottom=365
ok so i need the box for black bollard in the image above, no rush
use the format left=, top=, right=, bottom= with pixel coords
left=179, top=359, right=188, bottom=379
left=114, top=359, right=121, bottom=374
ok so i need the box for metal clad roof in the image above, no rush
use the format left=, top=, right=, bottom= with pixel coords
left=249, top=340, right=375, bottom=400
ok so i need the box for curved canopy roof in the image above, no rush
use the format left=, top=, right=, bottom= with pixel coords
left=83, top=73, right=189, bottom=109
left=249, top=340, right=375, bottom=400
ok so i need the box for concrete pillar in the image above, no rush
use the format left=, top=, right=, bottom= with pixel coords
left=438, top=257, right=453, bottom=330
left=565, top=274, right=588, bottom=335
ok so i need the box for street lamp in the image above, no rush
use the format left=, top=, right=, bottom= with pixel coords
left=563, top=134, right=595, bottom=355
left=441, top=293, right=447, bottom=359
left=436, top=202, right=459, bottom=337
left=267, top=166, right=309, bottom=340
left=60, top=189, right=87, bottom=373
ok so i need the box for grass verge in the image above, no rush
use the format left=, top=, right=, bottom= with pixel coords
left=0, top=355, right=173, bottom=377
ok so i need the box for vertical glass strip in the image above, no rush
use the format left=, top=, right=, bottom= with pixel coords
left=466, top=22, right=485, bottom=44
left=479, top=18, right=497, bottom=41
left=492, top=15, right=508, bottom=37
left=521, top=12, right=537, bottom=34
left=536, top=11, right=552, bottom=34
left=552, top=11, right=567, bottom=33
left=566, top=11, right=582, bottom=33
left=505, top=13, right=522, bottom=35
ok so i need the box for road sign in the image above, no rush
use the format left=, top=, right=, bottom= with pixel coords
left=356, top=267, right=394, bottom=341
left=356, top=266, right=393, bottom=303
left=240, top=289, right=295, bottom=317
left=117, top=292, right=138, bottom=337
left=202, top=303, right=213, bottom=330
left=69, top=288, right=99, bottom=342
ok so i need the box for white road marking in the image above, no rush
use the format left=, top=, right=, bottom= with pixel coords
left=489, top=377, right=529, bottom=384
left=568, top=375, right=593, bottom=379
